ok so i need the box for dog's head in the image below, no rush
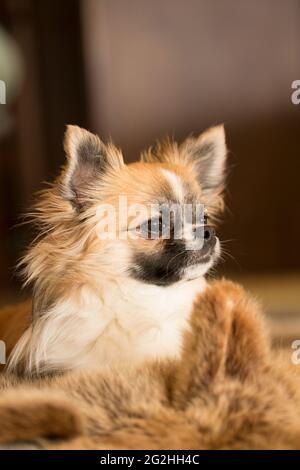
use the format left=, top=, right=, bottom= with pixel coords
left=23, top=125, right=227, bottom=300
left=61, top=124, right=227, bottom=285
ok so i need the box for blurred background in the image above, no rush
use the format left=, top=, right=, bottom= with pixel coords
left=0, top=0, right=299, bottom=348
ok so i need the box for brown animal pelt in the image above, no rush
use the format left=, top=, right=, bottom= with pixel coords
left=0, top=280, right=300, bottom=450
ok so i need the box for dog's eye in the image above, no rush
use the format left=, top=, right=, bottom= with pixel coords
left=139, top=217, right=168, bottom=239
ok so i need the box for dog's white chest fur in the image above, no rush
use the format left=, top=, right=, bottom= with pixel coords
left=88, top=277, right=206, bottom=367
left=9, top=277, right=206, bottom=374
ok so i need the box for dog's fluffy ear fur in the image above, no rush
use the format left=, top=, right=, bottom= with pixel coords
left=142, top=125, right=227, bottom=199
left=61, top=125, right=124, bottom=208
left=183, top=125, right=227, bottom=198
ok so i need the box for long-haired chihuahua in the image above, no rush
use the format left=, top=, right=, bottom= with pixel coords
left=4, top=124, right=227, bottom=375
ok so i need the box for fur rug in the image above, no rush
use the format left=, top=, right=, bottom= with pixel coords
left=0, top=280, right=300, bottom=450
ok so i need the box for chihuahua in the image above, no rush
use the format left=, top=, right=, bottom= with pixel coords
left=6, top=124, right=227, bottom=375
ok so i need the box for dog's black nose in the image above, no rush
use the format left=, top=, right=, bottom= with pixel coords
left=204, top=226, right=215, bottom=243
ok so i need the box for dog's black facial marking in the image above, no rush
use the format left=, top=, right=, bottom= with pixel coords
left=130, top=235, right=215, bottom=286
left=130, top=239, right=187, bottom=286
left=129, top=189, right=216, bottom=285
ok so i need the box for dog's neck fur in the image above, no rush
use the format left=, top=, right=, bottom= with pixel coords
left=8, top=275, right=206, bottom=375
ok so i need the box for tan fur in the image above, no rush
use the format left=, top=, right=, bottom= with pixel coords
left=141, top=125, right=226, bottom=215
left=1, top=280, right=300, bottom=449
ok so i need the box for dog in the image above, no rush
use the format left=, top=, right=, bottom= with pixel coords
left=2, top=124, right=227, bottom=376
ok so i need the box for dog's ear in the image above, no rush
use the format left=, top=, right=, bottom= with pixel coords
left=141, top=125, right=227, bottom=199
left=61, top=125, right=124, bottom=208
left=183, top=124, right=227, bottom=198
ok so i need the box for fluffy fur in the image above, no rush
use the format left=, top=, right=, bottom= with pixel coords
left=5, top=125, right=226, bottom=376
left=1, top=280, right=300, bottom=450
